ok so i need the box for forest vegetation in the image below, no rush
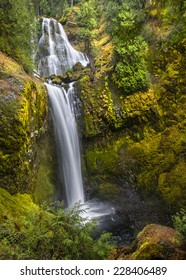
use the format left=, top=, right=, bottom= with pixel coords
left=0, top=0, right=186, bottom=259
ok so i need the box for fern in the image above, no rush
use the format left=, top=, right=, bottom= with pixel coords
left=0, top=201, right=114, bottom=260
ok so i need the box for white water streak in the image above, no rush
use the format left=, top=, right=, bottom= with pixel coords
left=46, top=83, right=84, bottom=208
left=42, top=18, right=114, bottom=219
left=38, top=18, right=89, bottom=77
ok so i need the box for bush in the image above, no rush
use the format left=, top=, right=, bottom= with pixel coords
left=105, top=0, right=150, bottom=94
left=0, top=201, right=114, bottom=260
left=172, top=209, right=186, bottom=245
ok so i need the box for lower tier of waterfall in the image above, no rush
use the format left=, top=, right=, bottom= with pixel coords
left=45, top=83, right=84, bottom=208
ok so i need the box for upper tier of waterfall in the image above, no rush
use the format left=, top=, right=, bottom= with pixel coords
left=37, top=18, right=89, bottom=77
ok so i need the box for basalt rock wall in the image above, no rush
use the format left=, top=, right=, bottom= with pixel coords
left=0, top=51, right=50, bottom=199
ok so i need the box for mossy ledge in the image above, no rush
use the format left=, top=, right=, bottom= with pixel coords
left=111, top=224, right=186, bottom=260
left=0, top=51, right=48, bottom=196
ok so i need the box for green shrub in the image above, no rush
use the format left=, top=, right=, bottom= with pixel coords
left=172, top=209, right=186, bottom=245
left=105, top=0, right=150, bottom=94
left=0, top=201, right=114, bottom=260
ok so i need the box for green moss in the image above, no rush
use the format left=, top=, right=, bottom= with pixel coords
left=34, top=165, right=55, bottom=204
left=0, top=52, right=48, bottom=195
left=158, top=161, right=186, bottom=205
left=50, top=76, right=62, bottom=85
left=85, top=146, right=118, bottom=175
left=0, top=187, right=39, bottom=224
left=79, top=68, right=164, bottom=138
left=120, top=88, right=162, bottom=119
left=131, top=239, right=184, bottom=260
left=33, top=136, right=57, bottom=204
left=125, top=222, right=186, bottom=260
left=60, top=8, right=78, bottom=31
left=122, top=122, right=186, bottom=209
left=131, top=241, right=166, bottom=260
left=150, top=8, right=158, bottom=18
left=97, top=182, right=118, bottom=200
left=84, top=112, right=186, bottom=209
left=79, top=75, right=124, bottom=137
left=160, top=126, right=186, bottom=156
left=80, top=0, right=186, bottom=212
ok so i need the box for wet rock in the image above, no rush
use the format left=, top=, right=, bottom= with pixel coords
left=0, top=51, right=48, bottom=195
left=73, top=62, right=84, bottom=72
left=112, top=224, right=186, bottom=260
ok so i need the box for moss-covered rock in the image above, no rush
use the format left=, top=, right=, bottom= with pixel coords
left=83, top=116, right=186, bottom=209
left=96, top=182, right=119, bottom=201
left=111, top=224, right=186, bottom=260
left=158, top=161, right=186, bottom=205
left=78, top=76, right=122, bottom=137
left=0, top=187, right=39, bottom=224
left=0, top=51, right=48, bottom=196
left=77, top=0, right=186, bottom=213
left=33, top=133, right=58, bottom=204
left=79, top=21, right=186, bottom=208
left=125, top=121, right=186, bottom=209
left=50, top=67, right=90, bottom=85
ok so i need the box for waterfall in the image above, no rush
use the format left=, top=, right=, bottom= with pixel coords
left=45, top=83, right=84, bottom=208
left=37, top=18, right=89, bottom=77
left=38, top=17, right=114, bottom=219
left=37, top=17, right=89, bottom=208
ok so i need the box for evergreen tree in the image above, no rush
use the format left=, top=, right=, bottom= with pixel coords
left=77, top=0, right=98, bottom=54
left=105, top=0, right=150, bottom=94
left=0, top=0, right=35, bottom=72
left=32, top=0, right=68, bottom=18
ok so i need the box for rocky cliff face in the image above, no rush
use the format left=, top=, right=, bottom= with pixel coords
left=70, top=5, right=186, bottom=212
left=0, top=51, right=48, bottom=197
left=46, top=5, right=186, bottom=222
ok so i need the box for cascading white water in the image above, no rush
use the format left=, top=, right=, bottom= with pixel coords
left=38, top=18, right=115, bottom=219
left=37, top=17, right=89, bottom=208
left=45, top=83, right=84, bottom=208
left=37, top=18, right=89, bottom=77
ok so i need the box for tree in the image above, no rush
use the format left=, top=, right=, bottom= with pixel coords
left=105, top=0, right=150, bottom=94
left=112, top=37, right=150, bottom=93
left=32, top=0, right=68, bottom=18
left=77, top=0, right=98, bottom=54
left=0, top=0, right=35, bottom=72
